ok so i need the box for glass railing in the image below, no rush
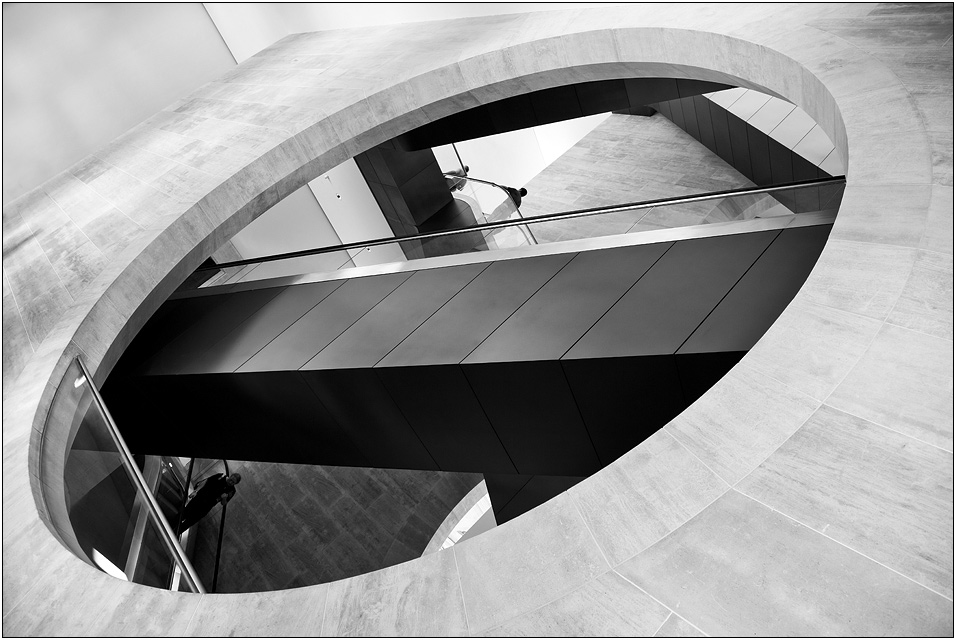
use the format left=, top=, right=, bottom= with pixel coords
left=439, top=174, right=537, bottom=250
left=50, top=357, right=205, bottom=592
left=190, top=177, right=843, bottom=289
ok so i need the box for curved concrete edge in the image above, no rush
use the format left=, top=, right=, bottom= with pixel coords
left=2, top=4, right=952, bottom=636
left=423, top=480, right=489, bottom=556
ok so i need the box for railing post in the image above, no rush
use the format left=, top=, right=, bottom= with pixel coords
left=212, top=503, right=227, bottom=593
left=75, top=357, right=206, bottom=594
left=211, top=459, right=230, bottom=593
left=177, top=458, right=195, bottom=536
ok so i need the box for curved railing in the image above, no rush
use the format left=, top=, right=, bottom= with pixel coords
left=190, top=176, right=844, bottom=289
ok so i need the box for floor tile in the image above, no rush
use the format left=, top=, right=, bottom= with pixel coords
left=800, top=239, right=917, bottom=320
left=455, top=492, right=608, bottom=633
left=666, top=360, right=821, bottom=484
left=483, top=571, right=670, bottom=637
left=829, top=184, right=931, bottom=248
left=321, top=548, right=468, bottom=637
left=654, top=614, right=706, bottom=637
left=739, top=404, right=954, bottom=597
left=887, top=249, right=954, bottom=340
left=827, top=323, right=954, bottom=450
left=744, top=298, right=883, bottom=401
left=570, top=430, right=728, bottom=566
left=618, top=490, right=954, bottom=637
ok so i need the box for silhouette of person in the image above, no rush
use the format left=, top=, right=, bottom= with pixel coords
left=506, top=186, right=528, bottom=208
left=177, top=472, right=241, bottom=534
left=445, top=165, right=470, bottom=191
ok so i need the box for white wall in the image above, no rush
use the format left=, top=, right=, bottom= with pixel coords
left=2, top=3, right=237, bottom=204
left=435, top=113, right=611, bottom=190
left=4, top=3, right=620, bottom=270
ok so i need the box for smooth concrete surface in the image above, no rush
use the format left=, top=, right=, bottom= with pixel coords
left=2, top=3, right=953, bottom=636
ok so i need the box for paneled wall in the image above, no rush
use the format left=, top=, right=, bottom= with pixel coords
left=106, top=222, right=834, bottom=522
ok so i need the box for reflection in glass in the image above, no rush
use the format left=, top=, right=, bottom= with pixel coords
left=52, top=358, right=203, bottom=591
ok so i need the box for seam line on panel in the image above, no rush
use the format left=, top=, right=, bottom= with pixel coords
left=568, top=489, right=612, bottom=569
left=731, top=399, right=819, bottom=489
left=743, top=298, right=885, bottom=407
left=674, top=230, right=782, bottom=355
left=611, top=569, right=710, bottom=638
left=816, top=402, right=955, bottom=454
left=882, top=316, right=954, bottom=344
left=231, top=279, right=347, bottom=372
left=452, top=546, right=472, bottom=636
left=735, top=488, right=954, bottom=603
left=671, top=352, right=693, bottom=411
left=459, top=365, right=521, bottom=475
left=819, top=316, right=892, bottom=406
left=0, top=557, right=61, bottom=628
left=40, top=188, right=104, bottom=260
left=182, top=595, right=203, bottom=635
left=557, top=360, right=605, bottom=467
left=73, top=155, right=181, bottom=221
left=179, top=284, right=286, bottom=371
left=609, top=482, right=730, bottom=569
left=11, top=216, right=76, bottom=306
left=457, top=253, right=576, bottom=365
left=300, top=271, right=413, bottom=369
left=3, top=274, right=38, bottom=353
left=482, top=542, right=634, bottom=638
left=652, top=612, right=673, bottom=637
left=660, top=428, right=734, bottom=489
left=319, top=580, right=333, bottom=636
left=559, top=241, right=674, bottom=360
left=371, top=367, right=442, bottom=470
left=372, top=262, right=491, bottom=368
left=297, top=370, right=372, bottom=467
left=491, top=474, right=534, bottom=515
left=610, top=570, right=688, bottom=634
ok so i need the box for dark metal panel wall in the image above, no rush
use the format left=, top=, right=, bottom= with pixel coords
left=564, top=231, right=778, bottom=359
left=106, top=225, right=834, bottom=523
left=464, top=361, right=601, bottom=476
left=560, top=355, right=686, bottom=465
left=303, top=263, right=487, bottom=370
left=377, top=253, right=574, bottom=367
left=375, top=364, right=519, bottom=474
left=300, top=368, right=439, bottom=471
left=141, top=287, right=284, bottom=375
left=463, top=242, right=671, bottom=364
left=238, top=272, right=412, bottom=372
left=186, top=280, right=345, bottom=374
left=654, top=93, right=837, bottom=201
left=392, top=78, right=731, bottom=151
left=678, top=224, right=834, bottom=354
left=484, top=474, right=585, bottom=525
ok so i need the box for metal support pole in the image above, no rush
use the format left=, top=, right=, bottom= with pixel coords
left=212, top=503, right=227, bottom=593
left=75, top=357, right=206, bottom=594
left=211, top=460, right=230, bottom=593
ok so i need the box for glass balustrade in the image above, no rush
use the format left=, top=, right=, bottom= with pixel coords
left=49, top=357, right=205, bottom=592
left=189, top=177, right=844, bottom=289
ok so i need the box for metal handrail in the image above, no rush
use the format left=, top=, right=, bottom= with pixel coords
left=444, top=173, right=515, bottom=200
left=199, top=176, right=844, bottom=272
left=74, top=357, right=206, bottom=594
left=444, top=172, right=537, bottom=244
